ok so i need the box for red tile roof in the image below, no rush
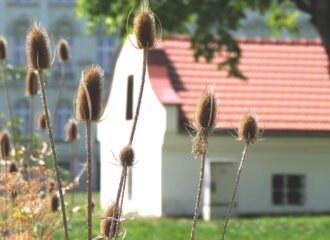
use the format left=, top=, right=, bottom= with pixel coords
left=147, top=35, right=330, bottom=131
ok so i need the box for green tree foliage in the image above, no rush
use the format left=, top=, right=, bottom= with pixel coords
left=76, top=0, right=325, bottom=79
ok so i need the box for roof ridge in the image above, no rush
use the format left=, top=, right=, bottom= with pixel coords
left=166, top=34, right=321, bottom=46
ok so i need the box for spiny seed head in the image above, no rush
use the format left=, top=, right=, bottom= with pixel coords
left=75, top=65, right=104, bottom=121
left=38, top=112, right=46, bottom=130
left=101, top=203, right=117, bottom=236
left=25, top=70, right=39, bottom=96
left=65, top=118, right=79, bottom=142
left=57, top=38, right=70, bottom=62
left=8, top=160, right=18, bottom=173
left=0, top=36, right=7, bottom=61
left=194, top=86, right=217, bottom=132
left=26, top=21, right=51, bottom=70
left=0, top=130, right=11, bottom=160
left=49, top=191, right=59, bottom=212
left=119, top=145, right=135, bottom=167
left=48, top=181, right=55, bottom=193
left=133, top=2, right=156, bottom=50
left=239, top=112, right=259, bottom=145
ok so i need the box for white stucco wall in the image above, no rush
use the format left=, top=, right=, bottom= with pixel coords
left=162, top=132, right=330, bottom=218
left=98, top=38, right=167, bottom=216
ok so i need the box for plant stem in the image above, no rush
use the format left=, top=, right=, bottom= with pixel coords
left=52, top=62, right=66, bottom=122
left=221, top=143, right=248, bottom=240
left=128, top=49, right=147, bottom=146
left=190, top=152, right=206, bottom=240
left=70, top=140, right=77, bottom=214
left=0, top=63, right=16, bottom=154
left=115, top=167, right=128, bottom=240
left=28, top=96, right=34, bottom=179
left=37, top=69, right=69, bottom=240
left=86, top=120, right=92, bottom=240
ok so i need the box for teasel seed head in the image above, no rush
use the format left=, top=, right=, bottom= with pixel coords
left=239, top=112, right=259, bottom=145
left=194, top=86, right=217, bottom=132
left=0, top=130, right=11, bottom=160
left=65, top=118, right=79, bottom=142
left=119, top=145, right=135, bottom=167
left=48, top=181, right=56, bottom=193
left=75, top=65, right=104, bottom=121
left=25, top=70, right=39, bottom=96
left=49, top=191, right=59, bottom=212
left=100, top=203, right=117, bottom=237
left=57, top=38, right=70, bottom=63
left=133, top=1, right=156, bottom=50
left=0, top=36, right=7, bottom=62
left=8, top=160, right=18, bottom=173
left=38, top=112, right=46, bottom=130
left=26, top=21, right=51, bottom=70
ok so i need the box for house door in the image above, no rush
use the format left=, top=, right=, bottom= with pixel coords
left=210, top=162, right=237, bottom=217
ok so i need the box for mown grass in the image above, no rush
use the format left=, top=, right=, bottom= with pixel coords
left=54, top=192, right=330, bottom=240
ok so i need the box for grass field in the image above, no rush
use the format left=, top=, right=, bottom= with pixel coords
left=53, top=192, right=330, bottom=240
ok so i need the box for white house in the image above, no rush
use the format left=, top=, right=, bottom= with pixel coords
left=98, top=35, right=330, bottom=219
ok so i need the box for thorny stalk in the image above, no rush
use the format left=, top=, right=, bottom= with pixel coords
left=37, top=69, right=69, bottom=240
left=0, top=63, right=16, bottom=155
left=86, top=120, right=92, bottom=240
left=28, top=95, right=35, bottom=179
left=70, top=140, right=77, bottom=212
left=221, top=143, right=248, bottom=240
left=109, top=49, right=148, bottom=239
left=189, top=152, right=206, bottom=240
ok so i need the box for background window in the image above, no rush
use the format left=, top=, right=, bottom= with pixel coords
left=13, top=0, right=32, bottom=3
left=272, top=174, right=305, bottom=206
left=13, top=36, right=26, bottom=66
left=96, top=37, right=117, bottom=74
left=14, top=100, right=29, bottom=134
left=54, top=103, right=71, bottom=140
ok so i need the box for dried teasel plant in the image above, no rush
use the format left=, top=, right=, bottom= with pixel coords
left=75, top=64, right=104, bottom=240
left=0, top=36, right=16, bottom=152
left=109, top=3, right=159, bottom=239
left=38, top=112, right=47, bottom=133
left=221, top=111, right=260, bottom=240
left=25, top=70, right=39, bottom=168
left=26, top=20, right=68, bottom=240
left=53, top=38, right=71, bottom=122
left=65, top=118, right=79, bottom=210
left=0, top=130, right=11, bottom=161
left=190, top=86, right=217, bottom=240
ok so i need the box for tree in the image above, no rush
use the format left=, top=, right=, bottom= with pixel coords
left=76, top=0, right=329, bottom=79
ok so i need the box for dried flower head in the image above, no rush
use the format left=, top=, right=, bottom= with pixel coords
left=0, top=36, right=7, bottom=61
left=65, top=118, right=79, bottom=142
left=100, top=203, right=117, bottom=237
left=38, top=112, right=46, bottom=130
left=57, top=38, right=70, bottom=63
left=48, top=181, right=56, bottom=193
left=119, top=145, right=135, bottom=167
left=194, top=86, right=217, bottom=131
left=133, top=2, right=156, bottom=50
left=8, top=160, right=18, bottom=173
left=25, top=71, right=39, bottom=96
left=0, top=130, right=11, bottom=160
left=26, top=21, right=51, bottom=70
left=49, top=191, right=59, bottom=212
left=75, top=65, right=104, bottom=121
left=239, top=112, right=259, bottom=145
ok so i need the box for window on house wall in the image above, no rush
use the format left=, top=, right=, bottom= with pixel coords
left=55, top=0, right=75, bottom=3
left=272, top=174, right=305, bottom=206
left=96, top=36, right=117, bottom=74
left=13, top=36, right=26, bottom=66
left=14, top=100, right=29, bottom=135
left=13, top=0, right=33, bottom=3
left=54, top=102, right=71, bottom=141
left=126, top=75, right=134, bottom=120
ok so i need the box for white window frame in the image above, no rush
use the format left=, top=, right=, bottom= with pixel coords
left=13, top=36, right=26, bottom=66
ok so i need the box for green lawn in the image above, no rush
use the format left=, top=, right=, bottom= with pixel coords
left=54, top=192, right=330, bottom=240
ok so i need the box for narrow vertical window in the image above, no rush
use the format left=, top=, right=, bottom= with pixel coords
left=126, top=75, right=134, bottom=120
